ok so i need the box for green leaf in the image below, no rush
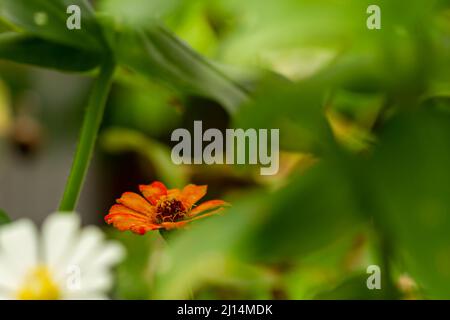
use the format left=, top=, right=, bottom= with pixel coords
left=233, top=78, right=336, bottom=154
left=240, top=160, right=365, bottom=262
left=0, top=33, right=100, bottom=71
left=107, top=81, right=182, bottom=137
left=113, top=24, right=248, bottom=114
left=99, top=0, right=181, bottom=27
left=0, top=209, right=11, bottom=225
left=314, top=273, right=389, bottom=300
left=367, top=107, right=450, bottom=299
left=0, top=0, right=106, bottom=51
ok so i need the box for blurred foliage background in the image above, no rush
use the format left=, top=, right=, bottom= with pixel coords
left=1, top=0, right=450, bottom=299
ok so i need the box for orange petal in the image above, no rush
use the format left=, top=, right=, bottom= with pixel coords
left=139, top=181, right=167, bottom=205
left=180, top=184, right=207, bottom=208
left=189, top=200, right=230, bottom=217
left=105, top=213, right=161, bottom=235
left=160, top=221, right=188, bottom=230
left=116, top=192, right=155, bottom=216
left=167, top=188, right=181, bottom=198
left=109, top=204, right=146, bottom=217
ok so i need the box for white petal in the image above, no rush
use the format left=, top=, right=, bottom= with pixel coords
left=0, top=289, right=13, bottom=300
left=55, top=264, right=115, bottom=296
left=88, top=242, right=125, bottom=271
left=66, top=272, right=113, bottom=295
left=0, top=219, right=38, bottom=278
left=58, top=242, right=124, bottom=296
left=42, top=213, right=80, bottom=271
left=64, top=291, right=109, bottom=300
left=63, top=226, right=104, bottom=270
left=0, top=255, right=20, bottom=291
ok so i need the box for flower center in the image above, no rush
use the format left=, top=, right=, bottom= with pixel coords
left=156, top=198, right=186, bottom=223
left=17, top=266, right=60, bottom=300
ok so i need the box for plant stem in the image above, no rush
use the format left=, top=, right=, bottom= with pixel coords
left=59, top=60, right=115, bottom=212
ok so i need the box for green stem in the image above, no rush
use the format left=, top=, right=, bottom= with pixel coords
left=59, top=60, right=115, bottom=212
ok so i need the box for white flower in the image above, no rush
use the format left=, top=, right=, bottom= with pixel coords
left=0, top=213, right=125, bottom=300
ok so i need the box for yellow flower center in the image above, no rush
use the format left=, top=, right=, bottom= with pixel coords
left=17, top=266, right=61, bottom=300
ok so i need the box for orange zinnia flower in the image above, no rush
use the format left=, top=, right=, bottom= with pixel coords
left=105, top=181, right=229, bottom=235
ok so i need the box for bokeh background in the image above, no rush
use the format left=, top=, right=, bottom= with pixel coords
left=1, top=0, right=450, bottom=299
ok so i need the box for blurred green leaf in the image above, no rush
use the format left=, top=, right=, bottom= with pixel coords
left=0, top=0, right=105, bottom=51
left=166, top=0, right=219, bottom=56
left=113, top=24, right=248, bottom=114
left=0, top=209, right=10, bottom=225
left=284, top=232, right=377, bottom=299
left=0, top=33, right=100, bottom=71
left=314, top=273, right=388, bottom=300
left=218, top=0, right=365, bottom=69
left=107, top=82, right=182, bottom=137
left=240, top=160, right=365, bottom=262
left=99, top=0, right=181, bottom=27
left=367, top=107, right=450, bottom=299
left=233, top=78, right=335, bottom=154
